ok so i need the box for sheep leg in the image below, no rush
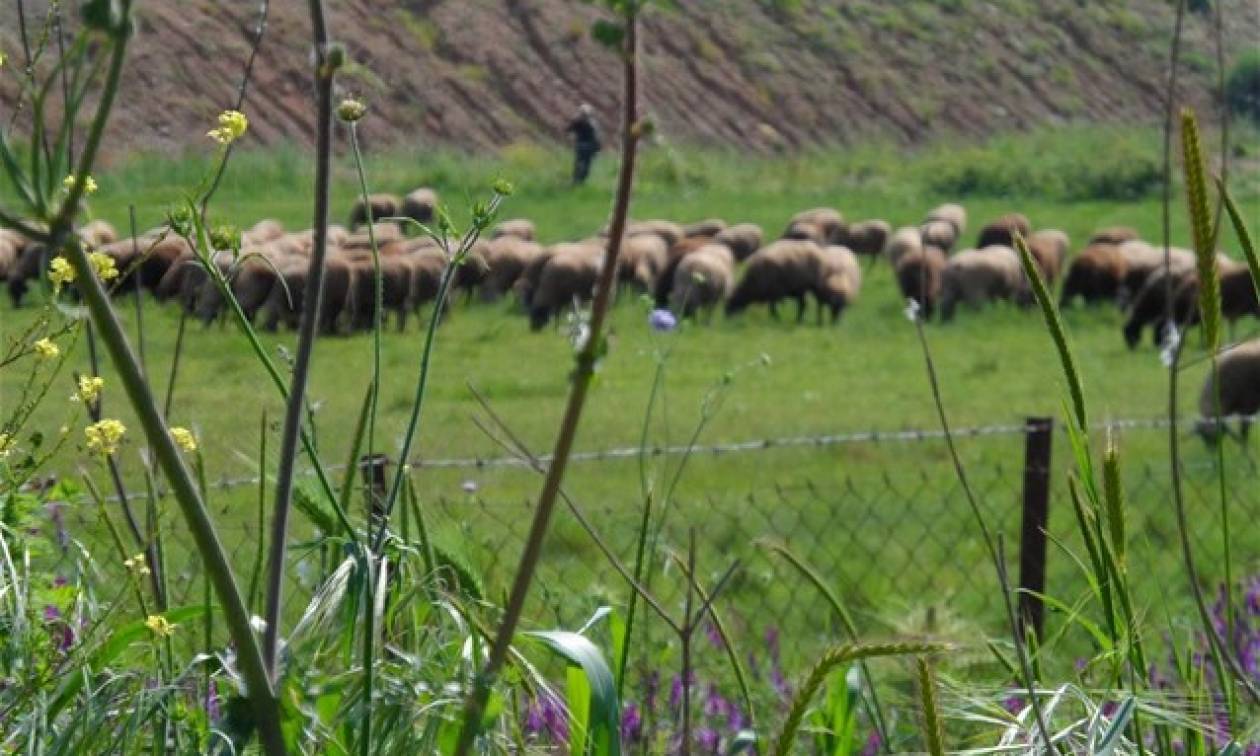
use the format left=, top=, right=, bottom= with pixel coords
left=769, top=301, right=780, bottom=320
left=795, top=295, right=806, bottom=324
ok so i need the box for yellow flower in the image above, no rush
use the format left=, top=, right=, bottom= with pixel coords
left=48, top=257, right=75, bottom=293
left=73, top=375, right=105, bottom=404
left=170, top=427, right=197, bottom=453
left=144, top=614, right=176, bottom=637
left=207, top=110, right=249, bottom=145
left=0, top=433, right=12, bottom=459
left=62, top=174, right=99, bottom=195
left=123, top=553, right=151, bottom=576
left=88, top=251, right=119, bottom=282
left=33, top=338, right=60, bottom=360
left=84, top=419, right=125, bottom=456
left=336, top=98, right=367, bottom=122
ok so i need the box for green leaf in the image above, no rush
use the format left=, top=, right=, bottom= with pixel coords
left=526, top=630, right=621, bottom=756
left=1094, top=696, right=1134, bottom=756
left=591, top=19, right=626, bottom=48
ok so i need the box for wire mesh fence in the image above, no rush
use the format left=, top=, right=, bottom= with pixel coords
left=49, top=415, right=1260, bottom=673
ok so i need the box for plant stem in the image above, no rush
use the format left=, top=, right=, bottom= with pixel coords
left=453, top=9, right=641, bottom=752
left=263, top=0, right=338, bottom=680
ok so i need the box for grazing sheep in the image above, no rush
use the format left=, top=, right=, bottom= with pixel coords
left=669, top=243, right=735, bottom=320
left=896, top=245, right=947, bottom=319
left=7, top=242, right=49, bottom=307
left=243, top=219, right=285, bottom=245
left=713, top=223, right=764, bottom=261
left=814, top=245, right=862, bottom=323
left=622, top=220, right=685, bottom=249
left=1197, top=339, right=1260, bottom=443
left=1121, top=263, right=1198, bottom=348
left=1088, top=227, right=1141, bottom=246
left=402, top=188, right=439, bottom=226
left=80, top=219, right=118, bottom=247
left=492, top=218, right=537, bottom=242
left=683, top=219, right=727, bottom=238
left=263, top=255, right=355, bottom=334
left=840, top=219, right=891, bottom=257
left=782, top=219, right=829, bottom=245
left=1059, top=243, right=1127, bottom=306
left=480, top=236, right=544, bottom=302
left=347, top=253, right=419, bottom=331
left=975, top=213, right=1032, bottom=249
left=939, top=245, right=1028, bottom=321
left=886, top=226, right=923, bottom=267
left=340, top=222, right=404, bottom=249
left=726, top=240, right=826, bottom=322
left=925, top=203, right=967, bottom=235
left=1116, top=241, right=1196, bottom=302
left=193, top=254, right=286, bottom=325
left=529, top=242, right=604, bottom=330
left=0, top=230, right=21, bottom=281
left=453, top=239, right=491, bottom=301
left=618, top=233, right=668, bottom=292
left=786, top=208, right=845, bottom=244
left=918, top=220, right=959, bottom=254
left=1026, top=229, right=1070, bottom=285
left=408, top=247, right=449, bottom=318
left=652, top=235, right=717, bottom=307
left=349, top=193, right=401, bottom=229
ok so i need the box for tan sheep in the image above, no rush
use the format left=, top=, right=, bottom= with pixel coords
left=683, top=219, right=728, bottom=238
left=786, top=207, right=845, bottom=244
left=243, top=219, right=285, bottom=245
left=529, top=242, right=604, bottom=330
left=1060, top=243, right=1127, bottom=306
left=1088, top=227, right=1141, bottom=246
left=713, top=223, right=764, bottom=261
left=669, top=244, right=735, bottom=321
left=402, top=187, right=439, bottom=226
left=814, top=245, right=862, bottom=323
left=839, top=219, right=891, bottom=257
left=480, top=236, right=544, bottom=302
left=918, top=220, right=959, bottom=254
left=925, top=203, right=967, bottom=235
left=349, top=193, right=401, bottom=229
left=975, top=213, right=1032, bottom=249
left=622, top=220, right=685, bottom=249
left=1026, top=229, right=1070, bottom=285
left=1197, top=339, right=1260, bottom=443
left=939, top=245, right=1028, bottom=321
left=726, top=239, right=827, bottom=322
left=618, top=233, right=669, bottom=292
left=81, top=219, right=118, bottom=247
left=896, top=245, right=947, bottom=319
left=886, top=226, right=923, bottom=267
left=492, top=218, right=537, bottom=242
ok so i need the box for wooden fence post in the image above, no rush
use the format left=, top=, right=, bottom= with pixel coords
left=359, top=453, right=389, bottom=519
left=1018, top=416, right=1053, bottom=641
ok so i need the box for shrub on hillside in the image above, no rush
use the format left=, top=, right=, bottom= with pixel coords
left=1226, top=51, right=1260, bottom=123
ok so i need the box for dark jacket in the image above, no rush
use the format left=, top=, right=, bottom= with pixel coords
left=566, top=115, right=601, bottom=154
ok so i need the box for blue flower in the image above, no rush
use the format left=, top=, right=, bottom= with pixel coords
left=649, top=308, right=677, bottom=332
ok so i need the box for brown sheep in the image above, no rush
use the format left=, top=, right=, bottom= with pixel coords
left=652, top=235, right=716, bottom=307
left=7, top=242, right=47, bottom=307
left=81, top=220, right=118, bottom=247
left=886, top=226, right=924, bottom=268
left=529, top=242, right=604, bottom=330
left=925, top=203, right=967, bottom=236
left=480, top=236, right=544, bottom=302
left=1197, top=339, right=1260, bottom=443
left=340, top=222, right=404, bottom=249
left=263, top=255, right=355, bottom=334
left=516, top=247, right=557, bottom=310
left=683, top=219, right=727, bottom=238
left=726, top=240, right=827, bottom=322
left=0, top=230, right=21, bottom=281
left=1128, top=260, right=1260, bottom=348
left=408, top=247, right=449, bottom=318
left=839, top=219, right=891, bottom=257
left=349, top=193, right=401, bottom=229
left=492, top=219, right=537, bottom=242
left=347, top=253, right=419, bottom=331
left=402, top=188, right=439, bottom=226
left=939, top=245, right=1029, bottom=321
left=975, top=213, right=1032, bottom=249
left=713, top=223, right=764, bottom=262
left=1059, top=243, right=1127, bottom=306
left=622, top=220, right=685, bottom=249
left=617, top=233, right=669, bottom=292
left=1088, top=227, right=1141, bottom=246
left=1116, top=241, right=1196, bottom=302
left=1026, top=229, right=1070, bottom=285
left=814, top=245, right=862, bottom=323
left=669, top=244, right=735, bottom=321
left=896, top=245, right=947, bottom=319
left=786, top=208, right=845, bottom=244
left=193, top=254, right=287, bottom=325
left=243, top=219, right=285, bottom=245
left=918, top=220, right=959, bottom=254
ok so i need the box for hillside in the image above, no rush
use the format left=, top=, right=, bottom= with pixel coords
left=1, top=0, right=1256, bottom=157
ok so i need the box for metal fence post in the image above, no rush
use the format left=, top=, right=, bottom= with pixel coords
left=1018, top=417, right=1053, bottom=641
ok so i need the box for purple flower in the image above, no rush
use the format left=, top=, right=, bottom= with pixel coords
left=861, top=730, right=882, bottom=756
left=43, top=605, right=61, bottom=622
left=206, top=680, right=221, bottom=722
left=649, top=308, right=677, bottom=332
left=46, top=502, right=68, bottom=550
left=704, top=621, right=724, bottom=649
left=695, top=727, right=719, bottom=753
left=703, top=684, right=729, bottom=718
left=620, top=702, right=642, bottom=743
left=523, top=700, right=545, bottom=735
left=643, top=670, right=660, bottom=713
left=43, top=605, right=74, bottom=651
left=52, top=576, right=68, bottom=588
left=1002, top=695, right=1025, bottom=716
left=669, top=675, right=683, bottom=711
left=523, top=693, right=568, bottom=743
left=1101, top=700, right=1119, bottom=718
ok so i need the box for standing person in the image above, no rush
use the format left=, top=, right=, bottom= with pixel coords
left=566, top=103, right=601, bottom=185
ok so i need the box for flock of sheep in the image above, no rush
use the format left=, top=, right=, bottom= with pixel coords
left=0, top=188, right=1257, bottom=438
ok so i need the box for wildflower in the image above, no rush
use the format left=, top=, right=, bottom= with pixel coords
left=461, top=479, right=478, bottom=494
left=89, top=251, right=118, bottom=281
left=649, top=308, right=677, bottom=332
left=695, top=728, right=719, bottom=753
left=170, top=426, right=197, bottom=453
left=123, top=553, right=151, bottom=576
left=861, top=731, right=882, bottom=756
left=73, top=375, right=105, bottom=404
left=620, top=702, right=643, bottom=743
left=205, top=679, right=221, bottom=723
left=207, top=109, right=249, bottom=145
left=336, top=98, right=367, bottom=122
left=62, top=174, right=98, bottom=195
left=144, top=614, right=176, bottom=637
left=250, top=615, right=267, bottom=633
left=0, top=432, right=12, bottom=459
left=84, top=419, right=125, bottom=455
left=904, top=297, right=921, bottom=323
left=33, top=338, right=60, bottom=360
left=48, top=256, right=75, bottom=293
left=1001, top=694, right=1025, bottom=716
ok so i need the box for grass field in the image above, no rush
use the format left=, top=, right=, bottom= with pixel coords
left=4, top=128, right=1260, bottom=681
